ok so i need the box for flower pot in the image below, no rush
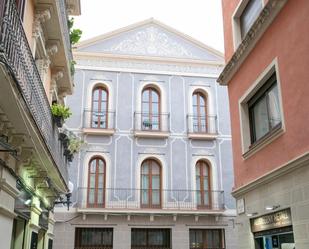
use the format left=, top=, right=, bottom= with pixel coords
left=64, top=149, right=71, bottom=157
left=67, top=153, right=74, bottom=162
left=53, top=115, right=64, bottom=128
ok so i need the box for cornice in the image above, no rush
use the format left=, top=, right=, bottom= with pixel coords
left=217, top=0, right=288, bottom=85
left=73, top=51, right=224, bottom=67
left=232, top=151, right=309, bottom=198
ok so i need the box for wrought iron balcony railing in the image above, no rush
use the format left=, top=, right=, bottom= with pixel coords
left=83, top=110, right=116, bottom=130
left=187, top=114, right=217, bottom=134
left=134, top=112, right=170, bottom=133
left=0, top=0, right=68, bottom=183
left=77, top=188, right=225, bottom=211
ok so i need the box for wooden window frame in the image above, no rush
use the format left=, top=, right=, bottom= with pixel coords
left=195, top=160, right=212, bottom=209
left=142, top=87, right=161, bottom=131
left=248, top=73, right=282, bottom=145
left=87, top=157, right=106, bottom=208
left=91, top=86, right=109, bottom=129
left=131, top=228, right=171, bottom=249
left=189, top=229, right=225, bottom=249
left=192, top=91, right=208, bottom=133
left=75, top=228, right=113, bottom=249
left=141, top=159, right=162, bottom=209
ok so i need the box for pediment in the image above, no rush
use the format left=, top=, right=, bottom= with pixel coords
left=76, top=19, right=223, bottom=61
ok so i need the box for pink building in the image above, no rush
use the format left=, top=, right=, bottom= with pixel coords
left=218, top=0, right=309, bottom=248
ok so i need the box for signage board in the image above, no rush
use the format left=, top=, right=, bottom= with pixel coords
left=251, top=209, right=292, bottom=233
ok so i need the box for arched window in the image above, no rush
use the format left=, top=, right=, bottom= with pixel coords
left=192, top=91, right=207, bottom=133
left=195, top=160, right=211, bottom=208
left=87, top=157, right=106, bottom=207
left=141, top=159, right=161, bottom=208
left=91, top=86, right=108, bottom=128
left=142, top=87, right=160, bottom=131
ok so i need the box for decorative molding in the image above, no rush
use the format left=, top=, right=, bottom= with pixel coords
left=217, top=0, right=288, bottom=85
left=0, top=205, right=17, bottom=219
left=75, top=58, right=222, bottom=77
left=32, top=9, right=51, bottom=39
left=46, top=44, right=59, bottom=57
left=0, top=179, right=20, bottom=198
left=109, top=26, right=197, bottom=59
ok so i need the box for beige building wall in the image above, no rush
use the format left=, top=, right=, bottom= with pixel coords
left=54, top=213, right=238, bottom=249
left=23, top=0, right=35, bottom=51
left=235, top=161, right=309, bottom=249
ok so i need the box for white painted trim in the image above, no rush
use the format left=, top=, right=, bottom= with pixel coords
left=238, top=57, right=285, bottom=155
left=75, top=65, right=220, bottom=78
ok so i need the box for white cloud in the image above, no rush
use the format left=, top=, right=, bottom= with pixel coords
left=73, top=0, right=224, bottom=52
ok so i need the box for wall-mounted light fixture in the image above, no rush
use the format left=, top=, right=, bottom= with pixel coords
left=24, top=199, right=32, bottom=206
left=265, top=205, right=280, bottom=211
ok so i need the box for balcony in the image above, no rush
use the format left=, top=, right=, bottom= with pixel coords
left=0, top=0, right=68, bottom=183
left=77, top=188, right=225, bottom=213
left=83, top=110, right=115, bottom=135
left=134, top=112, right=170, bottom=138
left=187, top=115, right=218, bottom=140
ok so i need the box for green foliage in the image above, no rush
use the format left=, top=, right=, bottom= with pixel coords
left=68, top=17, right=82, bottom=45
left=70, top=60, right=76, bottom=75
left=51, top=104, right=72, bottom=119
left=68, top=137, right=84, bottom=154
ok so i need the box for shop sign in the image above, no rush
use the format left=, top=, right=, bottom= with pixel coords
left=251, top=208, right=292, bottom=233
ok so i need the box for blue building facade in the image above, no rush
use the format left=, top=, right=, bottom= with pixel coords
left=54, top=19, right=237, bottom=249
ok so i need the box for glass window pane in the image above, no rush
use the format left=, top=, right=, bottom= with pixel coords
left=142, top=175, right=149, bottom=189
left=142, top=102, right=149, bottom=113
left=199, top=95, right=205, bottom=106
left=240, top=0, right=263, bottom=37
left=152, top=176, right=160, bottom=189
left=89, top=174, right=95, bottom=188
left=98, top=175, right=104, bottom=188
left=90, top=161, right=96, bottom=173
left=88, top=189, right=95, bottom=204
left=142, top=164, right=149, bottom=174
left=152, top=103, right=159, bottom=114
left=98, top=160, right=104, bottom=173
left=149, top=230, right=163, bottom=246
left=268, top=84, right=281, bottom=128
left=132, top=230, right=147, bottom=246
left=193, top=94, right=197, bottom=105
left=141, top=190, right=149, bottom=204
left=151, top=163, right=160, bottom=174
left=152, top=190, right=160, bottom=205
left=93, top=89, right=99, bottom=101
left=152, top=90, right=159, bottom=103
left=252, top=97, right=269, bottom=141
left=97, top=189, right=104, bottom=204
left=101, top=89, right=107, bottom=101
left=142, top=90, right=150, bottom=102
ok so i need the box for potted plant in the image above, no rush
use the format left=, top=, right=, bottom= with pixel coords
left=51, top=104, right=72, bottom=128
left=64, top=137, right=85, bottom=163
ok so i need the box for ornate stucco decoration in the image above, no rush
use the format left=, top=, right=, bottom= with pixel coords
left=32, top=9, right=51, bottom=39
left=50, top=70, right=64, bottom=99
left=217, top=0, right=288, bottom=85
left=110, top=26, right=197, bottom=59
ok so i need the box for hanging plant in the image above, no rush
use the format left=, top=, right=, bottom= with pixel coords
left=51, top=104, right=72, bottom=127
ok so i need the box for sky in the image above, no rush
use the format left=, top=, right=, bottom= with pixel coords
left=73, top=0, right=225, bottom=52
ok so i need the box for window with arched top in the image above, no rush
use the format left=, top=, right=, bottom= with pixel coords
left=192, top=91, right=208, bottom=133
left=141, top=87, right=160, bottom=131
left=195, top=160, right=211, bottom=208
left=141, top=159, right=161, bottom=208
left=91, top=86, right=108, bottom=128
left=87, top=157, right=106, bottom=207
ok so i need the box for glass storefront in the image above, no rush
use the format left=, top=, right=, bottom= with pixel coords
left=254, top=226, right=295, bottom=249
left=251, top=209, right=295, bottom=249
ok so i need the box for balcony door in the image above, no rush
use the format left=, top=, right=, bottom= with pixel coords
left=142, top=87, right=160, bottom=130
left=196, top=160, right=211, bottom=208
left=141, top=159, right=161, bottom=208
left=192, top=91, right=207, bottom=133
left=87, top=157, right=105, bottom=207
left=91, top=86, right=108, bottom=128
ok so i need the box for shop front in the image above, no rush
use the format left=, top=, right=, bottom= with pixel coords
left=251, top=208, right=295, bottom=249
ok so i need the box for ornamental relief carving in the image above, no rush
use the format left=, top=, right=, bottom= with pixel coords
left=108, top=27, right=198, bottom=59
